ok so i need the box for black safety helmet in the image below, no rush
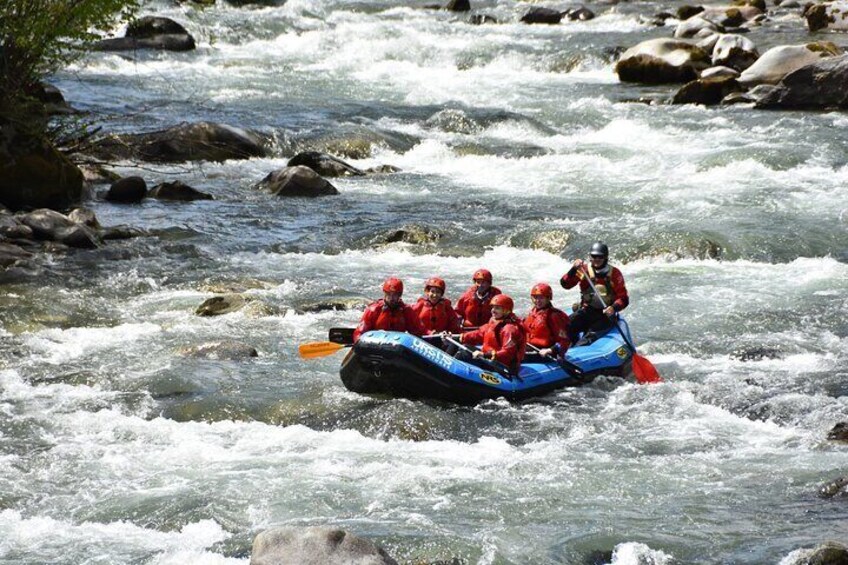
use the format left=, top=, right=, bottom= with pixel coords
left=589, top=241, right=609, bottom=258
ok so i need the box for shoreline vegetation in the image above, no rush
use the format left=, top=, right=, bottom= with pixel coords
left=1, top=1, right=847, bottom=563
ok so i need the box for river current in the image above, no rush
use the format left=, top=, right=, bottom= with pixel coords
left=2, top=0, right=847, bottom=563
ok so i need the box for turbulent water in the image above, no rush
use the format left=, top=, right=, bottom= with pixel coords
left=2, top=0, right=847, bottom=563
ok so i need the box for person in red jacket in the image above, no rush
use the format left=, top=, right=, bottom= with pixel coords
left=412, top=277, right=461, bottom=335
left=454, top=268, right=501, bottom=328
left=560, top=241, right=629, bottom=344
left=353, top=277, right=425, bottom=342
left=459, top=294, right=526, bottom=374
left=523, top=282, right=570, bottom=358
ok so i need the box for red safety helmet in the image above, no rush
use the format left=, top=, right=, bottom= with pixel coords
left=424, top=277, right=446, bottom=292
left=472, top=269, right=493, bottom=284
left=530, top=283, right=553, bottom=300
left=382, top=277, right=404, bottom=294
left=490, top=294, right=514, bottom=312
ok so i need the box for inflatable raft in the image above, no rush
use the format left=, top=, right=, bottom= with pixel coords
left=339, top=320, right=635, bottom=404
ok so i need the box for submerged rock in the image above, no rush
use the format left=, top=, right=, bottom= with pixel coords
left=287, top=151, right=365, bottom=177
left=615, top=38, right=711, bottom=84
left=827, top=422, right=848, bottom=441
left=148, top=181, right=213, bottom=201
left=529, top=230, right=571, bottom=254
left=819, top=476, right=848, bottom=498
left=92, top=122, right=268, bottom=163
left=196, top=294, right=247, bottom=316
left=255, top=166, right=339, bottom=197
left=251, top=527, right=398, bottom=565
left=373, top=225, right=442, bottom=246
left=179, top=341, right=258, bottom=360
left=0, top=241, right=33, bottom=268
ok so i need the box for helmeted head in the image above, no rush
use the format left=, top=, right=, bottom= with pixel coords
left=472, top=269, right=493, bottom=292
left=589, top=241, right=609, bottom=268
left=424, top=277, right=445, bottom=302
left=530, top=282, right=553, bottom=307
left=382, top=277, right=404, bottom=306
left=490, top=293, right=513, bottom=318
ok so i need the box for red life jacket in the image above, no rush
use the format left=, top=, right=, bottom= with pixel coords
left=412, top=297, right=461, bottom=335
left=523, top=306, right=571, bottom=351
left=353, top=299, right=424, bottom=342
left=455, top=285, right=502, bottom=327
left=461, top=313, right=526, bottom=373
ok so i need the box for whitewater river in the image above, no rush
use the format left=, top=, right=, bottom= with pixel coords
left=2, top=0, right=847, bottom=563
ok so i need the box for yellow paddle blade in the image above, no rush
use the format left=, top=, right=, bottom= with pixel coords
left=298, top=341, right=346, bottom=359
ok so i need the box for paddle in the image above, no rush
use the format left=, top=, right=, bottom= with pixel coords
left=441, top=334, right=513, bottom=376
left=526, top=343, right=583, bottom=376
left=577, top=265, right=662, bottom=384
left=298, top=341, right=350, bottom=359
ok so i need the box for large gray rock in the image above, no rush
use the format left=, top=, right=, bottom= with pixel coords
left=105, top=176, right=147, bottom=203
left=700, top=5, right=762, bottom=27
left=521, top=7, right=563, bottom=24
left=615, top=38, right=711, bottom=84
left=287, top=151, right=365, bottom=177
left=804, top=2, right=848, bottom=32
left=17, top=209, right=100, bottom=248
left=782, top=541, right=848, bottom=565
left=701, top=65, right=741, bottom=79
left=148, top=181, right=213, bottom=201
left=445, top=0, right=470, bottom=11
left=255, top=166, right=339, bottom=197
left=196, top=294, right=247, bottom=316
left=738, top=42, right=840, bottom=86
left=93, top=122, right=268, bottom=163
left=755, top=54, right=848, bottom=109
left=827, top=422, right=848, bottom=441
left=712, top=33, right=759, bottom=71
left=0, top=135, right=84, bottom=212
left=0, top=241, right=33, bottom=268
left=672, top=76, right=743, bottom=105
left=819, top=476, right=848, bottom=498
left=0, top=214, right=34, bottom=239
left=674, top=16, right=722, bottom=39
left=94, top=16, right=196, bottom=52
left=68, top=207, right=101, bottom=229
left=251, top=527, right=398, bottom=565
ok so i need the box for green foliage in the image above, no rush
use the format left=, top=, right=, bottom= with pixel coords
left=0, top=0, right=138, bottom=135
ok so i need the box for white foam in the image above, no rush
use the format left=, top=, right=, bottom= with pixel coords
left=22, top=323, right=162, bottom=365
left=611, top=542, right=674, bottom=565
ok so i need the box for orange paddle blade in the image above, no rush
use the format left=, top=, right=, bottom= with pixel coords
left=632, top=352, right=662, bottom=384
left=298, top=341, right=346, bottom=359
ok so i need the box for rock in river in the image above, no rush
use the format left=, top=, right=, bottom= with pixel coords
left=251, top=527, right=398, bottom=565
left=255, top=166, right=339, bottom=197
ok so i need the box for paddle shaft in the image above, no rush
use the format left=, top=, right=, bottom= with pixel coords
left=526, top=343, right=583, bottom=375
left=442, top=335, right=511, bottom=375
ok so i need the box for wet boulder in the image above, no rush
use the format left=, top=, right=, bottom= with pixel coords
left=148, top=181, right=213, bottom=201
left=0, top=136, right=84, bottom=212
left=804, top=2, right=848, bottom=32
left=287, top=151, right=365, bottom=177
left=364, top=164, right=402, bottom=174
left=566, top=6, right=595, bottom=20
left=445, top=0, right=470, bottom=11
left=672, top=76, right=744, bottom=105
left=755, top=53, right=848, bottom=109
left=17, top=209, right=100, bottom=248
left=819, top=476, right=848, bottom=498
left=94, top=16, right=196, bottom=52
left=828, top=422, right=848, bottom=441
left=701, top=65, right=741, bottom=79
left=469, top=14, right=498, bottom=24
left=0, top=214, right=34, bottom=240
left=298, top=298, right=369, bottom=313
left=782, top=541, right=848, bottom=565
left=700, top=5, right=762, bottom=27
left=251, top=527, right=398, bottom=565
left=68, top=207, right=101, bottom=229
left=712, top=33, right=759, bottom=71
left=373, top=225, right=442, bottom=246
left=179, top=341, right=258, bottom=360
left=738, top=42, right=840, bottom=86
left=256, top=166, right=338, bottom=197
left=105, top=176, right=147, bottom=203
left=0, top=241, right=33, bottom=268
left=196, top=294, right=247, bottom=316
left=93, top=122, right=268, bottom=163
left=674, top=16, right=723, bottom=39
left=521, top=7, right=563, bottom=24
left=615, top=38, right=711, bottom=84
left=101, top=226, right=147, bottom=240
left=677, top=5, right=706, bottom=20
